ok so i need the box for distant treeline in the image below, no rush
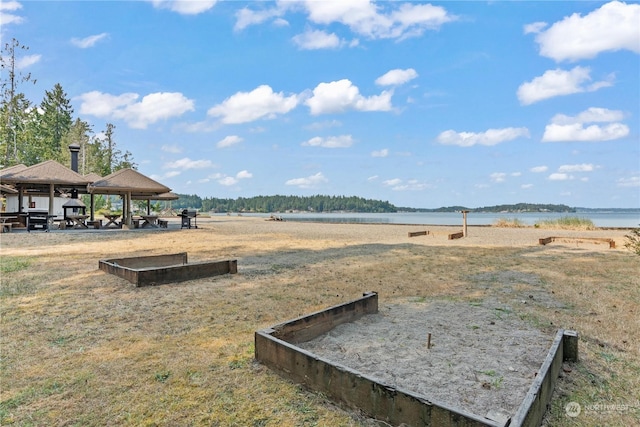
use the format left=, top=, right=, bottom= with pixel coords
left=173, top=194, right=398, bottom=213
left=172, top=196, right=581, bottom=214
left=398, top=203, right=576, bottom=213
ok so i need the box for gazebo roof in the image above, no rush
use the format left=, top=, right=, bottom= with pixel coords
left=0, top=164, right=28, bottom=180
left=0, top=160, right=91, bottom=186
left=131, top=191, right=179, bottom=201
left=84, top=172, right=102, bottom=183
left=88, top=168, right=171, bottom=196
left=0, top=184, right=18, bottom=194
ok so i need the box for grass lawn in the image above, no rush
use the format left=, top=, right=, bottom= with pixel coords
left=1, top=218, right=638, bottom=426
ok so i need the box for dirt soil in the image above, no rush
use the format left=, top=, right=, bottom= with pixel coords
left=298, top=298, right=553, bottom=418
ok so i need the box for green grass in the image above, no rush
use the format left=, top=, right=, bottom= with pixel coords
left=0, top=257, right=31, bottom=274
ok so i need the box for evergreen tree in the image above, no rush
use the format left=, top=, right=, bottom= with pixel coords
left=0, top=38, right=37, bottom=166
left=37, top=83, right=73, bottom=161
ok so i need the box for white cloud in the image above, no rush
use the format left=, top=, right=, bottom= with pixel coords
left=78, top=91, right=195, bottom=129
left=517, top=66, right=613, bottom=105
left=302, top=135, right=353, bottom=148
left=303, top=1, right=456, bottom=40
left=436, top=127, right=530, bottom=147
left=218, top=169, right=253, bottom=186
left=234, top=5, right=284, bottom=31
left=292, top=29, right=342, bottom=50
left=285, top=172, right=328, bottom=189
left=217, top=135, right=243, bottom=148
left=521, top=184, right=534, bottom=189
left=558, top=163, right=595, bottom=173
left=532, top=1, right=640, bottom=62
left=218, top=176, right=238, bottom=186
left=375, top=68, right=418, bottom=86
left=617, top=176, right=640, bottom=188
left=148, top=0, right=217, bottom=15
left=0, top=1, right=24, bottom=26
left=523, top=22, right=547, bottom=34
left=371, top=149, right=389, bottom=158
left=550, top=107, right=625, bottom=125
left=71, top=33, right=108, bottom=48
left=305, top=79, right=393, bottom=115
left=383, top=178, right=403, bottom=187
left=530, top=166, right=548, bottom=173
left=236, top=1, right=455, bottom=41
left=368, top=175, right=379, bottom=181
left=164, top=157, right=213, bottom=170
left=542, top=107, right=629, bottom=142
left=382, top=178, right=430, bottom=191
left=15, top=54, right=41, bottom=70
left=548, top=173, right=572, bottom=181
left=161, top=144, right=182, bottom=154
left=208, top=85, right=299, bottom=124
left=490, top=172, right=507, bottom=183
left=236, top=170, right=253, bottom=179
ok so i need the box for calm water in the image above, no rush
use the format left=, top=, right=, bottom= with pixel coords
left=236, top=211, right=640, bottom=228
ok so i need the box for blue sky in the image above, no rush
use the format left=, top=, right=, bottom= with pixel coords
left=2, top=0, right=639, bottom=208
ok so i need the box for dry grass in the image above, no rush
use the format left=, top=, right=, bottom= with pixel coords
left=535, top=216, right=597, bottom=231
left=493, top=218, right=527, bottom=228
left=1, top=218, right=638, bottom=426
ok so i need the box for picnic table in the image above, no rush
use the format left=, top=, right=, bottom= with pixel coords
left=103, top=213, right=122, bottom=228
left=1, top=216, right=18, bottom=233
left=141, top=215, right=159, bottom=228
left=67, top=214, right=90, bottom=229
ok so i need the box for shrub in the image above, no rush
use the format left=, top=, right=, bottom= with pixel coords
left=624, top=226, right=640, bottom=255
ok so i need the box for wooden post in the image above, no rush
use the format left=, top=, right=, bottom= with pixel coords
left=563, top=330, right=579, bottom=362
left=49, top=183, right=55, bottom=215
left=461, top=210, right=469, bottom=237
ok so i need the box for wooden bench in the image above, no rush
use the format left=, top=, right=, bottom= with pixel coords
left=448, top=231, right=464, bottom=240
left=87, top=220, right=102, bottom=229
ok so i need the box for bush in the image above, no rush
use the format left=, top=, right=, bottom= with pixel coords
left=624, top=226, right=640, bottom=255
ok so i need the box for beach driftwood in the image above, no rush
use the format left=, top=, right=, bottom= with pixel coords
left=448, top=231, right=464, bottom=240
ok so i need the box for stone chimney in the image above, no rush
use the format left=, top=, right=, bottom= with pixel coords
left=69, top=143, right=80, bottom=173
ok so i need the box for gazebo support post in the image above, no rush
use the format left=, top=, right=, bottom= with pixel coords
left=90, top=194, right=95, bottom=221
left=49, top=183, right=55, bottom=216
left=18, top=187, right=24, bottom=213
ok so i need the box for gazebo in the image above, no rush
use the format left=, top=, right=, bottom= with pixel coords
left=88, top=168, right=172, bottom=227
left=0, top=160, right=93, bottom=219
left=132, top=191, right=180, bottom=214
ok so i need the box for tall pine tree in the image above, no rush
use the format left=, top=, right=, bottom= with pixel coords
left=37, top=83, right=73, bottom=161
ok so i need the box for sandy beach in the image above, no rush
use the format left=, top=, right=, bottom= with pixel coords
left=1, top=216, right=637, bottom=426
